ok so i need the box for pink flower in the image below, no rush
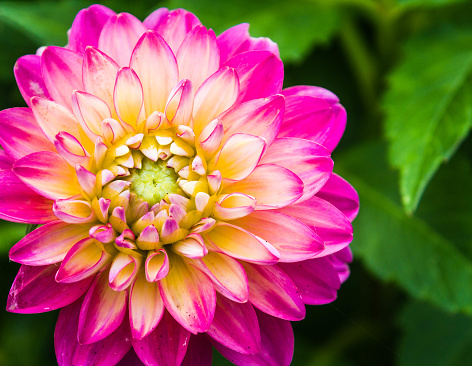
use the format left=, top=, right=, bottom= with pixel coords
left=0, top=5, right=359, bottom=366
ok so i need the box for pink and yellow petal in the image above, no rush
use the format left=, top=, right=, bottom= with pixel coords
left=129, top=273, right=164, bottom=340
left=10, top=221, right=90, bottom=266
left=204, top=222, right=280, bottom=265
left=159, top=255, right=216, bottom=334
left=41, top=46, right=83, bottom=110
left=233, top=210, right=324, bottom=263
left=78, top=270, right=128, bottom=344
left=98, top=12, right=147, bottom=67
left=130, top=30, right=179, bottom=116
left=13, top=151, right=80, bottom=200
left=222, top=164, right=303, bottom=210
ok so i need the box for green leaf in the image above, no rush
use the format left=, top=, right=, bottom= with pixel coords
left=398, top=301, right=472, bottom=366
left=162, top=0, right=341, bottom=62
left=416, top=153, right=472, bottom=259
left=0, top=1, right=89, bottom=46
left=383, top=26, right=472, bottom=213
left=0, top=220, right=26, bottom=256
left=335, top=141, right=472, bottom=314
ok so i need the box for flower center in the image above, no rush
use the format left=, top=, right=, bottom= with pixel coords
left=129, top=158, right=181, bottom=207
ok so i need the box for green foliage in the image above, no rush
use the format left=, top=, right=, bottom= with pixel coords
left=163, top=0, right=342, bottom=62
left=0, top=1, right=89, bottom=46
left=0, top=221, right=27, bottom=255
left=337, top=142, right=472, bottom=314
left=384, top=26, right=472, bottom=213
left=398, top=301, right=472, bottom=366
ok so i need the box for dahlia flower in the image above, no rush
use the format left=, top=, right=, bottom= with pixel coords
left=0, top=5, right=359, bottom=366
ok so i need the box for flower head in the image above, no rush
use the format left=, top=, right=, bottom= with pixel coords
left=0, top=5, right=359, bottom=365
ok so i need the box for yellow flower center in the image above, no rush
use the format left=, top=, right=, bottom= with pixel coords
left=128, top=158, right=182, bottom=207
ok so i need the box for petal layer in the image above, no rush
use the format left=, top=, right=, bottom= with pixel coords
left=55, top=297, right=131, bottom=366
left=132, top=310, right=191, bottom=366
left=0, top=169, right=55, bottom=224
left=9, top=221, right=90, bottom=265
left=7, top=264, right=93, bottom=314
left=159, top=255, right=216, bottom=334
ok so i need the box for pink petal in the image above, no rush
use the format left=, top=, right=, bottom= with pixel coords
left=278, top=95, right=347, bottom=152
left=13, top=151, right=80, bottom=200
left=0, top=150, right=13, bottom=169
left=280, top=196, right=353, bottom=257
left=83, top=46, right=120, bottom=112
left=145, top=8, right=201, bottom=54
left=278, top=257, right=341, bottom=305
left=72, top=90, right=111, bottom=138
left=109, top=253, right=141, bottom=291
left=145, top=249, right=170, bottom=282
left=0, top=169, right=55, bottom=224
left=217, top=23, right=279, bottom=64
left=41, top=46, right=83, bottom=110
left=159, top=255, right=216, bottom=334
left=212, top=133, right=266, bottom=181
left=129, top=274, right=164, bottom=340
left=189, top=251, right=249, bottom=303
left=203, top=222, right=280, bottom=265
left=316, top=173, right=360, bottom=222
left=14, top=54, right=50, bottom=106
left=114, top=67, right=145, bottom=127
left=261, top=137, right=334, bottom=202
left=130, top=30, right=179, bottom=116
left=177, top=25, right=220, bottom=90
left=198, top=119, right=224, bottom=159
left=56, top=237, right=111, bottom=283
left=55, top=297, right=131, bottom=366
left=31, top=96, right=81, bottom=143
left=181, top=334, right=213, bottom=366
left=68, top=4, right=116, bottom=53
left=7, top=264, right=93, bottom=314
left=213, top=310, right=294, bottom=366
left=132, top=310, right=190, bottom=366
left=165, top=79, right=194, bottom=126
left=329, top=247, right=353, bottom=283
left=55, top=132, right=90, bottom=167
left=233, top=210, right=324, bottom=263
left=76, top=164, right=96, bottom=199
left=222, top=164, right=303, bottom=210
left=219, top=95, right=284, bottom=147
left=193, top=66, right=239, bottom=134
left=224, top=50, right=283, bottom=103
left=9, top=221, right=89, bottom=265
left=207, top=295, right=261, bottom=355
left=98, top=13, right=147, bottom=67
left=78, top=270, right=128, bottom=344
left=241, top=262, right=305, bottom=321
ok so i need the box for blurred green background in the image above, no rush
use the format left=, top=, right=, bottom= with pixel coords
left=2, top=0, right=472, bottom=365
